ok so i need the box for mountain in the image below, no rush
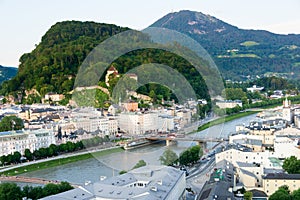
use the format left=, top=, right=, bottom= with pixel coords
left=0, top=20, right=210, bottom=105
left=151, top=10, right=300, bottom=80
left=0, top=65, right=17, bottom=84
left=0, top=21, right=129, bottom=97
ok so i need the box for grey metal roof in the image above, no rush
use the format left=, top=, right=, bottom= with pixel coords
left=198, top=160, right=236, bottom=200
left=263, top=173, right=300, bottom=180
left=239, top=168, right=257, bottom=179
left=236, top=161, right=259, bottom=168
left=40, top=165, right=185, bottom=200
left=40, top=187, right=94, bottom=200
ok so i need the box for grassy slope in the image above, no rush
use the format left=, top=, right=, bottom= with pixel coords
left=1, top=148, right=123, bottom=176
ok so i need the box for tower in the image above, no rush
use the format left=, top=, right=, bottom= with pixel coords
left=282, top=98, right=292, bottom=122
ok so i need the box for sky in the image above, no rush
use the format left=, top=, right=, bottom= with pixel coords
left=1, top=0, right=300, bottom=67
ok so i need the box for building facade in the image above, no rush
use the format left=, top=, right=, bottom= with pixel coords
left=262, top=173, right=300, bottom=196
left=118, top=112, right=159, bottom=134
left=216, top=100, right=242, bottom=109
left=0, top=129, right=55, bottom=156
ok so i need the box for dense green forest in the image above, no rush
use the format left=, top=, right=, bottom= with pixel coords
left=0, top=21, right=129, bottom=97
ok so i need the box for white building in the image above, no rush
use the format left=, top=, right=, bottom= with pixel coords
left=247, top=85, right=264, bottom=93
left=0, top=129, right=56, bottom=156
left=158, top=115, right=175, bottom=132
left=118, top=112, right=159, bottom=134
left=236, top=162, right=264, bottom=188
left=68, top=107, right=118, bottom=135
left=108, top=117, right=118, bottom=135
left=176, top=109, right=192, bottom=126
left=216, top=100, right=242, bottom=109
left=215, top=148, right=279, bottom=169
left=274, top=136, right=300, bottom=159
left=73, top=117, right=110, bottom=134
left=41, top=165, right=186, bottom=200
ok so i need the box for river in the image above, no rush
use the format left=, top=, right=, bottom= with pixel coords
left=21, top=114, right=257, bottom=185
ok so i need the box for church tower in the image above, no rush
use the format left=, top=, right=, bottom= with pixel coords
left=282, top=98, right=292, bottom=123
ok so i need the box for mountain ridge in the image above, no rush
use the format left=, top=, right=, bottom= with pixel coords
left=0, top=65, right=17, bottom=84
left=1, top=10, right=300, bottom=101
left=150, top=10, right=300, bottom=80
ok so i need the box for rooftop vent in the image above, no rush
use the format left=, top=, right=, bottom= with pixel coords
left=157, top=180, right=163, bottom=185
left=151, top=186, right=158, bottom=192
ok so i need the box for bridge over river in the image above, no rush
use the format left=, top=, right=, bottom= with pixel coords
left=0, top=175, right=80, bottom=187
left=123, top=135, right=227, bottom=150
left=145, top=136, right=226, bottom=147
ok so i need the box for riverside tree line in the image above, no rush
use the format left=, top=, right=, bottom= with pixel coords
left=0, top=181, right=73, bottom=200
left=0, top=135, right=110, bottom=166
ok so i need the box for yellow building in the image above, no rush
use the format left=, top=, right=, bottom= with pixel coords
left=262, top=173, right=300, bottom=196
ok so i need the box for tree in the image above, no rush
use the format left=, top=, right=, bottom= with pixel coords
left=149, top=90, right=157, bottom=103
left=179, top=145, right=203, bottom=166
left=159, top=148, right=178, bottom=166
left=222, top=88, right=246, bottom=100
left=27, top=186, right=43, bottom=200
left=269, top=185, right=291, bottom=200
left=292, top=188, right=300, bottom=200
left=244, top=191, right=253, bottom=200
left=58, top=181, right=73, bottom=193
left=0, top=155, right=6, bottom=165
left=22, top=185, right=33, bottom=199
left=189, top=145, right=203, bottom=163
left=24, top=148, right=33, bottom=161
left=66, top=141, right=76, bottom=152
left=132, top=160, right=146, bottom=169
left=12, top=151, right=21, bottom=163
left=48, top=144, right=59, bottom=156
left=282, top=156, right=300, bottom=174
left=42, top=183, right=60, bottom=197
left=179, top=150, right=191, bottom=166
left=0, top=116, right=24, bottom=131
left=119, top=170, right=127, bottom=175
left=0, top=182, right=22, bottom=200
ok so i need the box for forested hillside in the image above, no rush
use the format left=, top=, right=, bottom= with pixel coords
left=151, top=10, right=300, bottom=80
left=0, top=21, right=129, bottom=97
left=0, top=20, right=211, bottom=105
